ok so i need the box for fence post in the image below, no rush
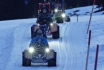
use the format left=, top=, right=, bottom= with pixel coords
left=88, top=30, right=91, bottom=45
left=87, top=0, right=96, bottom=34
left=85, top=30, right=91, bottom=70
left=77, top=14, right=78, bottom=22
left=94, top=44, right=99, bottom=70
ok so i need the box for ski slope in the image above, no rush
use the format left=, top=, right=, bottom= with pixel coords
left=0, top=7, right=104, bottom=70
left=0, top=18, right=87, bottom=70
left=65, top=5, right=104, bottom=16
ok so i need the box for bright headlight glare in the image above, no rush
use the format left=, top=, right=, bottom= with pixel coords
left=37, top=24, right=40, bottom=26
left=61, top=13, right=66, bottom=18
left=45, top=48, right=50, bottom=53
left=50, top=23, right=53, bottom=26
left=28, top=47, right=34, bottom=53
left=55, top=9, right=58, bottom=13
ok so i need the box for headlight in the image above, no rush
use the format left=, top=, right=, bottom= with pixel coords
left=28, top=47, right=34, bottom=53
left=61, top=13, right=66, bottom=18
left=50, top=23, right=53, bottom=26
left=37, top=23, right=40, bottom=26
left=45, top=48, right=50, bottom=53
left=55, top=9, right=58, bottom=13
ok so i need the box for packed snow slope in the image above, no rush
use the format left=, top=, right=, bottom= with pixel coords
left=65, top=5, right=104, bottom=16
left=0, top=6, right=104, bottom=70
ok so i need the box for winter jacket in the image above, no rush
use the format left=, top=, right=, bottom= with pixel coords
left=36, top=13, right=52, bottom=25
left=30, top=36, right=48, bottom=47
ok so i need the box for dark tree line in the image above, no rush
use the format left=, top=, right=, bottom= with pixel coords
left=96, top=0, right=104, bottom=9
left=0, top=0, right=41, bottom=20
left=0, top=0, right=104, bottom=21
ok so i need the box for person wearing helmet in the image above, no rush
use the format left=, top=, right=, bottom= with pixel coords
left=30, top=29, right=48, bottom=47
left=36, top=6, right=52, bottom=31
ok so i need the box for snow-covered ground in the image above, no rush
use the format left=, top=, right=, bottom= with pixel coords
left=65, top=5, right=104, bottom=16
left=0, top=6, right=104, bottom=70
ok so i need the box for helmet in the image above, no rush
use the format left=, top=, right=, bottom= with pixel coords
left=41, top=6, right=48, bottom=13
left=37, top=29, right=43, bottom=36
left=42, top=6, right=47, bottom=10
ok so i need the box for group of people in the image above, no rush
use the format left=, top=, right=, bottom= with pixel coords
left=30, top=5, right=52, bottom=46
left=36, top=5, right=52, bottom=28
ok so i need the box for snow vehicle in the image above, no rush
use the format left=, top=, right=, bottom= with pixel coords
left=38, top=3, right=51, bottom=14
left=31, top=2, right=60, bottom=39
left=38, top=2, right=54, bottom=16
left=38, top=2, right=70, bottom=23
left=54, top=3, right=70, bottom=23
left=22, top=32, right=57, bottom=66
left=31, top=23, right=60, bottom=39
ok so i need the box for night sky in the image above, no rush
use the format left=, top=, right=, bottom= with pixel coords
left=0, top=0, right=103, bottom=20
left=0, top=0, right=60, bottom=20
left=0, top=0, right=37, bottom=20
